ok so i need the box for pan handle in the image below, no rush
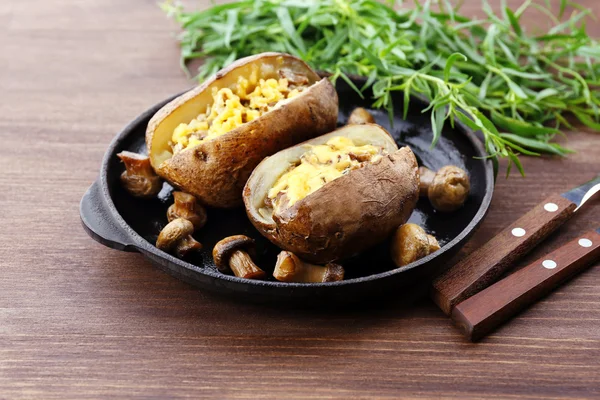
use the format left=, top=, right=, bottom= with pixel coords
left=80, top=180, right=137, bottom=252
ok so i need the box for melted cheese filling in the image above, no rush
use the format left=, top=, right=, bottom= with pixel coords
left=170, top=65, right=306, bottom=153
left=267, top=136, right=384, bottom=210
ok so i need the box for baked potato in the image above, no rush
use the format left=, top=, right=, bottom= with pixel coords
left=146, top=52, right=338, bottom=208
left=243, top=124, right=420, bottom=263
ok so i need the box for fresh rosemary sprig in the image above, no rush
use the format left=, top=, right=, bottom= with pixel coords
left=161, top=0, right=600, bottom=176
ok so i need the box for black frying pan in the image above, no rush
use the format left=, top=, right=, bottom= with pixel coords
left=80, top=78, right=494, bottom=305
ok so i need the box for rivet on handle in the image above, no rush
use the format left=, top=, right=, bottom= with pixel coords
left=512, top=227, right=526, bottom=237
left=544, top=203, right=558, bottom=212
left=579, top=238, right=592, bottom=248
left=542, top=259, right=557, bottom=269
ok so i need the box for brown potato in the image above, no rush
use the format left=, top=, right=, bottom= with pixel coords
left=244, top=124, right=419, bottom=264
left=146, top=52, right=338, bottom=208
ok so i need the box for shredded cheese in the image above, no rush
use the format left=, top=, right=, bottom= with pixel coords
left=268, top=136, right=384, bottom=209
left=170, top=65, right=307, bottom=153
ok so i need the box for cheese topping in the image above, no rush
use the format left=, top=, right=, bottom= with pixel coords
left=170, top=65, right=306, bottom=153
left=267, top=136, right=384, bottom=210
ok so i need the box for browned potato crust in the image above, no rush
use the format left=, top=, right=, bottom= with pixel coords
left=146, top=52, right=339, bottom=208
left=243, top=124, right=419, bottom=264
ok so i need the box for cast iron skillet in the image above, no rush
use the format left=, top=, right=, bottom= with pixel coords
left=80, top=78, right=494, bottom=305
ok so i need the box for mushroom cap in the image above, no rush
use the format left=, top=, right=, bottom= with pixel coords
left=347, top=107, right=375, bottom=124
left=119, top=171, right=162, bottom=198
left=118, top=150, right=149, bottom=162
left=418, top=166, right=436, bottom=197
left=390, top=223, right=435, bottom=267
left=212, top=235, right=256, bottom=271
left=323, top=263, right=345, bottom=282
left=156, top=218, right=195, bottom=252
left=428, top=165, right=470, bottom=212
left=273, top=251, right=302, bottom=282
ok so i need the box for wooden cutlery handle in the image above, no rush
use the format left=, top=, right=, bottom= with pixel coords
left=431, top=194, right=577, bottom=315
left=451, top=230, right=600, bottom=341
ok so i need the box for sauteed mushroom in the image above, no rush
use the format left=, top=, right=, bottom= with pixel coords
left=347, top=107, right=375, bottom=124
left=167, top=191, right=207, bottom=230
left=419, top=165, right=470, bottom=212
left=391, top=223, right=440, bottom=267
left=213, top=235, right=265, bottom=279
left=156, top=218, right=202, bottom=258
left=273, top=251, right=345, bottom=283
left=117, top=151, right=162, bottom=198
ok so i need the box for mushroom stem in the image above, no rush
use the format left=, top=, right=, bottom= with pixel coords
left=117, top=151, right=162, bottom=198
left=167, top=191, right=207, bottom=229
left=229, top=250, right=266, bottom=279
left=273, top=251, right=344, bottom=283
left=174, top=236, right=203, bottom=258
left=212, top=235, right=265, bottom=280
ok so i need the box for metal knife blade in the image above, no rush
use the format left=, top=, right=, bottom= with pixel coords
left=561, top=174, right=600, bottom=210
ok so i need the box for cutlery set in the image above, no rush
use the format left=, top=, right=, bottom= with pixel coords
left=432, top=175, right=600, bottom=341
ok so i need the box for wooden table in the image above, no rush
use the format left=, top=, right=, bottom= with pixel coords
left=1, top=0, right=599, bottom=398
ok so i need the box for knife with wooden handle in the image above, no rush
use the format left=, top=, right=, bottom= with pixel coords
left=452, top=228, right=600, bottom=341
left=431, top=174, right=600, bottom=315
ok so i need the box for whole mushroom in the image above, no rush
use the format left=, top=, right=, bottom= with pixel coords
left=167, top=191, right=207, bottom=230
left=273, top=251, right=344, bottom=283
left=419, top=165, right=470, bottom=212
left=347, top=107, right=375, bottom=125
left=212, top=235, right=265, bottom=280
left=390, top=223, right=440, bottom=267
left=156, top=218, right=202, bottom=258
left=117, top=151, right=162, bottom=198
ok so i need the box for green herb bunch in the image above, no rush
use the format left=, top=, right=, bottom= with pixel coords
left=161, top=0, right=600, bottom=176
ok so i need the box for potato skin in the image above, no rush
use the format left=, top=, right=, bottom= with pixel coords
left=146, top=53, right=338, bottom=208
left=253, top=146, right=419, bottom=263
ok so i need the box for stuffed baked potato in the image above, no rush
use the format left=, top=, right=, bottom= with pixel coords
left=243, top=124, right=420, bottom=263
left=146, top=52, right=338, bottom=208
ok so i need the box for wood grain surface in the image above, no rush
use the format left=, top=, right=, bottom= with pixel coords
left=1, top=0, right=599, bottom=399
